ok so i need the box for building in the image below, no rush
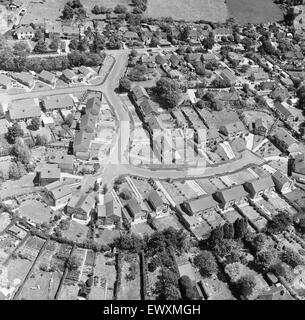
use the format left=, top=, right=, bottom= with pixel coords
left=271, top=86, right=290, bottom=102
left=147, top=190, right=168, bottom=216
left=15, top=26, right=35, bottom=40
left=78, top=66, right=96, bottom=80
left=67, top=194, right=95, bottom=224
left=214, top=27, right=232, bottom=41
left=257, top=285, right=294, bottom=300
left=214, top=185, right=248, bottom=210
left=79, top=113, right=97, bottom=133
left=243, top=176, right=275, bottom=199
left=38, top=164, right=61, bottom=186
left=272, top=127, right=299, bottom=154
left=9, top=99, right=41, bottom=121
left=220, top=68, right=236, bottom=85
left=291, top=153, right=305, bottom=183
left=42, top=94, right=75, bottom=112
left=253, top=118, right=268, bottom=136
left=272, top=170, right=294, bottom=194
left=274, top=101, right=294, bottom=122
left=86, top=96, right=102, bottom=116
left=182, top=195, right=219, bottom=215
left=0, top=74, right=12, bottom=89
left=73, top=130, right=94, bottom=159
left=252, top=71, right=269, bottom=82
left=132, top=85, right=150, bottom=104
left=219, top=121, right=246, bottom=137
left=11, top=72, right=35, bottom=88
left=48, top=154, right=75, bottom=173
left=125, top=198, right=146, bottom=223
left=61, top=69, right=78, bottom=83
left=38, top=70, right=56, bottom=85
left=139, top=99, right=159, bottom=118
left=97, top=194, right=121, bottom=228
left=45, top=181, right=72, bottom=207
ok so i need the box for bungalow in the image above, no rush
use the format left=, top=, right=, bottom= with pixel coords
left=15, top=26, right=35, bottom=40
left=45, top=181, right=72, bottom=207
left=252, top=71, right=269, bottom=82
left=220, top=68, right=236, bottom=85
left=0, top=74, right=12, bottom=89
left=48, top=154, right=75, bottom=174
left=38, top=70, right=56, bottom=85
left=260, top=81, right=276, bottom=91
left=213, top=91, right=240, bottom=107
left=159, top=39, right=171, bottom=47
left=132, top=85, right=150, bottom=104
left=147, top=190, right=168, bottom=216
left=67, top=194, right=95, bottom=224
left=272, top=127, right=299, bottom=154
left=97, top=194, right=121, bottom=228
left=182, top=195, right=219, bottom=216
left=12, top=72, right=35, bottom=88
left=272, top=170, right=294, bottom=194
left=61, top=69, right=78, bottom=83
left=42, top=95, right=74, bottom=112
left=274, top=101, right=294, bottom=122
left=9, top=99, right=41, bottom=121
left=186, top=53, right=202, bottom=64
left=243, top=176, right=275, bottom=199
left=123, top=31, right=140, bottom=41
left=201, top=53, right=216, bottom=63
left=214, top=27, right=232, bottom=41
left=214, top=185, right=248, bottom=210
left=139, top=99, right=159, bottom=118
left=126, top=198, right=146, bottom=223
left=219, top=121, right=246, bottom=137
left=206, top=127, right=221, bottom=146
left=38, top=164, right=61, bottom=186
left=78, top=66, right=96, bottom=80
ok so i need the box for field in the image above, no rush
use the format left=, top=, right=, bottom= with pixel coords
left=227, top=0, right=283, bottom=24
left=146, top=0, right=228, bottom=22
left=19, top=200, right=51, bottom=224
left=62, top=221, right=88, bottom=243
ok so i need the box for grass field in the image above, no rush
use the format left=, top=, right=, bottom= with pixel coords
left=227, top=0, right=283, bottom=24
left=146, top=0, right=228, bottom=22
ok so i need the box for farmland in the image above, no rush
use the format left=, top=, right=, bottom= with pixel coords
left=146, top=0, right=228, bottom=22
left=226, top=0, right=283, bottom=24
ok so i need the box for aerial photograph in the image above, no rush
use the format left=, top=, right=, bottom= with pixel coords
left=1, top=0, right=305, bottom=305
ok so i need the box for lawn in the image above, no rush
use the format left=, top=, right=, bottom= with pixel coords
left=154, top=213, right=184, bottom=231
left=62, top=221, right=89, bottom=243
left=146, top=0, right=228, bottom=22
left=0, top=212, right=11, bottom=233
left=227, top=0, right=283, bottom=24
left=19, top=200, right=52, bottom=224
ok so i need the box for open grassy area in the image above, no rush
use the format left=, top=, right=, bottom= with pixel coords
left=19, top=200, right=51, bottom=224
left=62, top=221, right=89, bottom=243
left=227, top=0, right=283, bottom=24
left=146, top=0, right=228, bottom=22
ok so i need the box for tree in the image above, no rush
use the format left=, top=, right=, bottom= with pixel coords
left=92, top=5, right=101, bottom=14
left=114, top=4, right=128, bottom=14
left=66, top=256, right=80, bottom=271
left=298, top=217, right=305, bottom=233
left=35, top=134, right=48, bottom=146
left=209, top=226, right=224, bottom=247
left=255, top=250, right=278, bottom=272
left=119, top=77, right=131, bottom=92
left=154, top=268, right=180, bottom=300
left=281, top=248, right=304, bottom=268
left=62, top=3, right=74, bottom=20
left=49, top=38, right=59, bottom=51
left=30, top=118, right=40, bottom=131
left=155, top=78, right=181, bottom=109
left=196, top=100, right=205, bottom=109
left=9, top=161, right=26, bottom=179
left=130, top=49, right=138, bottom=57
left=267, top=211, right=292, bottom=234
left=234, top=275, right=256, bottom=299
left=12, top=138, right=31, bottom=165
left=223, top=222, right=235, bottom=239
left=193, top=251, right=218, bottom=277
left=234, top=218, right=248, bottom=239
left=33, top=40, right=47, bottom=53
left=91, top=33, right=105, bottom=53
left=178, top=276, right=198, bottom=300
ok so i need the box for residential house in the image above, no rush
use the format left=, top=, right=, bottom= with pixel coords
left=45, top=181, right=72, bottom=207
left=0, top=74, right=12, bottom=89
left=220, top=68, right=236, bottom=85
left=253, top=118, right=268, bottom=136
left=15, top=26, right=35, bottom=40
left=206, top=127, right=221, bottom=146
left=147, top=190, right=168, bottom=216
left=272, top=170, right=294, bottom=194
left=78, top=66, right=96, bottom=80
left=11, top=72, right=35, bottom=88
left=291, top=153, right=305, bottom=183
left=252, top=71, right=269, bottom=82
left=123, top=31, right=140, bottom=42
left=86, top=96, right=101, bottom=116
left=271, top=86, right=290, bottom=102
left=38, top=163, right=61, bottom=186
left=274, top=101, right=294, bottom=122
left=182, top=195, right=219, bottom=215
left=48, top=154, right=75, bottom=174
left=214, top=185, right=248, bottom=210
left=214, top=27, right=233, bottom=41
left=219, top=121, right=246, bottom=137
left=42, top=95, right=74, bottom=112
left=272, top=127, right=299, bottom=154
left=125, top=198, right=146, bottom=223
left=73, top=130, right=94, bottom=159
left=243, top=176, right=275, bottom=199
left=38, top=70, right=56, bottom=85
left=61, top=69, right=78, bottom=83
left=132, top=85, right=150, bottom=104
left=139, top=99, right=159, bottom=118
left=97, top=194, right=121, bottom=228
left=79, top=113, right=97, bottom=133
left=67, top=194, right=95, bottom=224
left=9, top=99, right=41, bottom=121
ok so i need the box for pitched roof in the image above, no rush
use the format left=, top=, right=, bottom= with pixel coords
left=0, top=74, right=11, bottom=87
left=74, top=130, right=94, bottom=152
left=40, top=163, right=61, bottom=180
left=274, top=101, right=293, bottom=119
left=132, top=85, right=149, bottom=102
left=79, top=66, right=95, bottom=76
left=9, top=99, right=41, bottom=120
left=147, top=190, right=163, bottom=210
left=139, top=99, right=158, bottom=117
left=68, top=194, right=95, bottom=214
left=45, top=181, right=72, bottom=200
left=86, top=96, right=101, bottom=115
left=126, top=198, right=142, bottom=217
left=43, top=95, right=74, bottom=110
left=183, top=195, right=218, bottom=214
left=221, top=121, right=245, bottom=135
left=48, top=154, right=75, bottom=166
left=12, top=72, right=34, bottom=85
left=272, top=170, right=291, bottom=185
left=39, top=70, right=56, bottom=83
left=80, top=113, right=97, bottom=132
left=273, top=127, right=298, bottom=147
left=244, top=176, right=275, bottom=194
left=215, top=185, right=248, bottom=204
left=62, top=69, right=77, bottom=80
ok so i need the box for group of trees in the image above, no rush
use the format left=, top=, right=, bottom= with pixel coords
left=266, top=211, right=293, bottom=234
left=193, top=250, right=218, bottom=277
left=155, top=78, right=182, bottom=109
left=62, top=0, right=86, bottom=21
